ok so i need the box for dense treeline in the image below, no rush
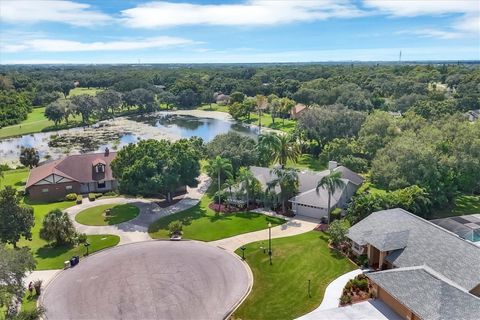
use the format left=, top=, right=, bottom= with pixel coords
left=1, top=63, right=479, bottom=127
left=1, top=63, right=479, bottom=218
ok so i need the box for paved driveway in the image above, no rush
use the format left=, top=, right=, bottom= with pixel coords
left=41, top=241, right=250, bottom=320
left=297, top=300, right=402, bottom=320
left=65, top=174, right=210, bottom=244
left=209, top=213, right=319, bottom=252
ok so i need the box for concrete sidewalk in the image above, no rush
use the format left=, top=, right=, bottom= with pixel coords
left=297, top=269, right=363, bottom=319
left=209, top=214, right=319, bottom=252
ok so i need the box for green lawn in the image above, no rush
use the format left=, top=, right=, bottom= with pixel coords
left=18, top=199, right=120, bottom=269
left=0, top=168, right=29, bottom=190
left=197, top=104, right=296, bottom=133
left=197, top=103, right=228, bottom=112
left=233, top=232, right=356, bottom=320
left=149, top=192, right=285, bottom=241
left=67, top=87, right=103, bottom=97
left=244, top=112, right=297, bottom=133
left=33, top=234, right=120, bottom=270
left=8, top=190, right=120, bottom=270
left=0, top=87, right=101, bottom=139
left=21, top=291, right=38, bottom=313
left=75, top=203, right=140, bottom=226
left=0, top=107, right=55, bottom=138
left=287, top=154, right=327, bottom=171
left=432, top=195, right=480, bottom=219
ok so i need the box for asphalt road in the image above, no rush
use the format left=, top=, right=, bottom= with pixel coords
left=41, top=241, right=250, bottom=320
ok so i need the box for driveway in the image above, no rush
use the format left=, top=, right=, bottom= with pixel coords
left=65, top=174, right=210, bottom=244
left=209, top=212, right=319, bottom=252
left=297, top=300, right=402, bottom=320
left=41, top=241, right=250, bottom=320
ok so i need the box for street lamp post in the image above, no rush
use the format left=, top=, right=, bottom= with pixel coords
left=84, top=242, right=90, bottom=256
left=241, top=246, right=246, bottom=260
left=268, top=222, right=272, bottom=265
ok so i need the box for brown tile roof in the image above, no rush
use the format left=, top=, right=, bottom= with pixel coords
left=292, top=103, right=307, bottom=114
left=26, top=152, right=117, bottom=188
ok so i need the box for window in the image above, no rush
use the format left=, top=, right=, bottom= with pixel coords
left=66, top=185, right=73, bottom=190
left=97, top=181, right=106, bottom=188
left=42, top=188, right=49, bottom=193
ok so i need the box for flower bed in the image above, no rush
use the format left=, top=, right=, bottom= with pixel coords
left=340, top=274, right=374, bottom=306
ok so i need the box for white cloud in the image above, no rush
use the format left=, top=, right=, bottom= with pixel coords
left=398, top=29, right=463, bottom=40
left=363, top=0, right=479, bottom=17
left=364, top=0, right=480, bottom=37
left=1, top=36, right=197, bottom=53
left=0, top=0, right=112, bottom=26
left=120, top=0, right=366, bottom=28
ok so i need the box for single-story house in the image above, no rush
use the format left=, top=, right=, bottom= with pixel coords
left=244, top=161, right=363, bottom=220
left=25, top=149, right=117, bottom=201
left=290, top=103, right=307, bottom=119
left=348, top=208, right=480, bottom=319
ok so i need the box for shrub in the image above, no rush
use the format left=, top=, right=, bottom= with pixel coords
left=76, top=195, right=83, bottom=204
left=65, top=193, right=77, bottom=201
left=77, top=233, right=87, bottom=244
left=104, top=191, right=118, bottom=197
left=340, top=294, right=352, bottom=305
left=39, top=209, right=77, bottom=246
left=168, top=221, right=183, bottom=236
left=88, top=193, right=96, bottom=201
left=95, top=193, right=102, bottom=199
left=330, top=208, right=342, bottom=221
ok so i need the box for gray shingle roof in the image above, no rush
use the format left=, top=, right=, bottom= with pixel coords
left=348, top=208, right=480, bottom=291
left=249, top=166, right=363, bottom=208
left=368, top=266, right=480, bottom=320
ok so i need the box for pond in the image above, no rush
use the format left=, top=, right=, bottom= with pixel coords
left=0, top=111, right=257, bottom=166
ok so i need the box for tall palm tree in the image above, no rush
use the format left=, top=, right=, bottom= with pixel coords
left=237, top=167, right=256, bottom=208
left=316, top=171, right=346, bottom=224
left=255, top=94, right=268, bottom=133
left=268, top=167, right=299, bottom=214
left=205, top=156, right=233, bottom=212
left=276, top=134, right=300, bottom=168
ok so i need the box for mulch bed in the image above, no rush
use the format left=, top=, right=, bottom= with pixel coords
left=314, top=224, right=329, bottom=232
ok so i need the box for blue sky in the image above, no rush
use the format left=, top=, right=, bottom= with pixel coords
left=0, top=0, right=479, bottom=64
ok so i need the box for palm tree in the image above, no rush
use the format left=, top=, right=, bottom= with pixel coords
left=237, top=167, right=256, bottom=208
left=275, top=134, right=300, bottom=168
left=205, top=156, right=233, bottom=212
left=316, top=171, right=346, bottom=224
left=255, top=94, right=268, bottom=133
left=258, top=133, right=300, bottom=168
left=39, top=209, right=76, bottom=246
left=268, top=167, right=299, bottom=214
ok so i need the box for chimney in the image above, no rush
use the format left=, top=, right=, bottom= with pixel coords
left=104, top=147, right=110, bottom=157
left=328, top=161, right=338, bottom=170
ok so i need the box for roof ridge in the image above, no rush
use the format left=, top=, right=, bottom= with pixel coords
left=389, top=208, right=480, bottom=249
left=372, top=265, right=480, bottom=298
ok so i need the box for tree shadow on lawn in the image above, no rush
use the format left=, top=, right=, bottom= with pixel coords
left=148, top=204, right=209, bottom=232
left=36, top=243, right=75, bottom=259
left=316, top=233, right=348, bottom=261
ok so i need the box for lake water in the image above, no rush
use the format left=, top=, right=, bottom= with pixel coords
left=0, top=112, right=257, bottom=166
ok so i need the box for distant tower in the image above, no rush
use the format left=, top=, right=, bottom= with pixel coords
left=399, top=50, right=402, bottom=63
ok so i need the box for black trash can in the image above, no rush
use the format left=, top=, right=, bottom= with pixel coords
left=70, top=256, right=79, bottom=267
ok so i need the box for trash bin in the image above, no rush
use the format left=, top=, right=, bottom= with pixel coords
left=70, top=256, right=79, bottom=267
left=64, top=260, right=71, bottom=269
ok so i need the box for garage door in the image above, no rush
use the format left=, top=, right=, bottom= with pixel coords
left=296, top=205, right=327, bottom=219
